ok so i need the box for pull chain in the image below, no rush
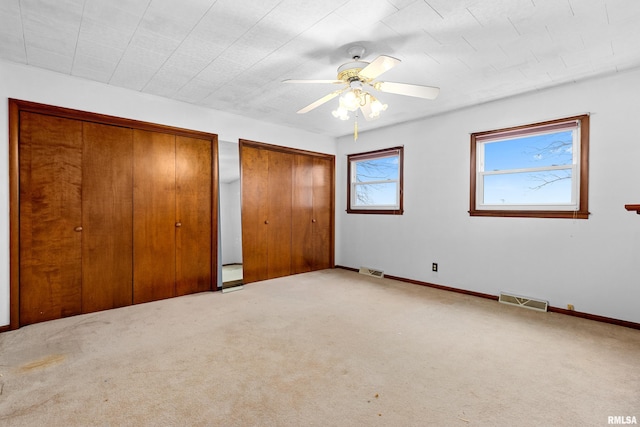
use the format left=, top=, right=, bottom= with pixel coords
left=354, top=110, right=359, bottom=141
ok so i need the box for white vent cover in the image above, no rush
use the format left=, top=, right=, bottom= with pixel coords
left=499, top=292, right=548, bottom=312
left=359, top=266, right=384, bottom=278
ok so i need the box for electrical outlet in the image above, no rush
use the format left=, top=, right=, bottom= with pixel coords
left=432, top=263, right=438, bottom=272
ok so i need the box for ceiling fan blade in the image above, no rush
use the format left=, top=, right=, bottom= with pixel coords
left=374, top=81, right=440, bottom=100
left=296, top=88, right=346, bottom=114
left=359, top=102, right=378, bottom=122
left=283, top=79, right=343, bottom=84
left=358, top=55, right=401, bottom=81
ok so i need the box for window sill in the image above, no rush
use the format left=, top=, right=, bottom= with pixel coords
left=469, top=209, right=589, bottom=219
left=624, top=204, right=640, bottom=214
left=347, top=208, right=403, bottom=215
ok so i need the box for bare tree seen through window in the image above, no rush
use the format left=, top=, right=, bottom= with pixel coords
left=354, top=156, right=398, bottom=205
left=348, top=146, right=403, bottom=214
left=525, top=132, right=573, bottom=191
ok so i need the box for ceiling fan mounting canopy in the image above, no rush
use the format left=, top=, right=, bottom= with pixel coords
left=346, top=44, right=366, bottom=60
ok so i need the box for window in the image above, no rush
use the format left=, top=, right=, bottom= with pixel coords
left=470, top=115, right=589, bottom=219
left=347, top=146, right=403, bottom=214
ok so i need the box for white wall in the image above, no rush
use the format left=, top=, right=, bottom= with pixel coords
left=4, top=59, right=639, bottom=326
left=0, top=60, right=336, bottom=327
left=220, top=179, right=242, bottom=265
left=336, top=68, right=640, bottom=324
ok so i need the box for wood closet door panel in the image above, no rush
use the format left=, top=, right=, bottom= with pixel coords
left=175, top=136, right=213, bottom=296
left=266, top=150, right=292, bottom=279
left=291, top=155, right=314, bottom=274
left=19, top=112, right=83, bottom=325
left=82, top=122, right=133, bottom=312
left=133, top=130, right=176, bottom=304
left=312, top=157, right=333, bottom=270
left=241, top=146, right=269, bottom=283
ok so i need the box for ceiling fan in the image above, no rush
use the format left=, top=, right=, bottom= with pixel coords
left=283, top=45, right=440, bottom=127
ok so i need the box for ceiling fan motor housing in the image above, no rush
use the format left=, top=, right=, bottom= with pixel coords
left=337, top=61, right=369, bottom=82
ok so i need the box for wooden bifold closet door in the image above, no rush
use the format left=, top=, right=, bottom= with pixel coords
left=133, top=130, right=177, bottom=304
left=292, top=155, right=333, bottom=273
left=133, top=130, right=213, bottom=304
left=240, top=140, right=334, bottom=284
left=19, top=112, right=84, bottom=324
left=175, top=136, right=214, bottom=296
left=240, top=146, right=293, bottom=283
left=82, top=122, right=133, bottom=313
left=19, top=115, right=134, bottom=324
left=13, top=100, right=217, bottom=328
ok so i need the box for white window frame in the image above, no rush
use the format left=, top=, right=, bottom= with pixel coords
left=470, top=115, right=590, bottom=219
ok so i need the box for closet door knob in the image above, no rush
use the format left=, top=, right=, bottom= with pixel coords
left=74, top=226, right=83, bottom=232
left=264, top=220, right=269, bottom=224
left=175, top=222, right=182, bottom=227
left=312, top=219, right=317, bottom=223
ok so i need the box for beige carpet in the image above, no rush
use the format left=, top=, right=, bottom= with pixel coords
left=0, top=269, right=638, bottom=426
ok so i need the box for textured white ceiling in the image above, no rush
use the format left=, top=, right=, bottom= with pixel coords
left=2, top=0, right=640, bottom=138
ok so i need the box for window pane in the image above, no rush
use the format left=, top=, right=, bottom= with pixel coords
left=483, top=169, right=573, bottom=204
left=355, top=156, right=399, bottom=182
left=348, top=146, right=404, bottom=214
left=354, top=182, right=398, bottom=206
left=484, top=130, right=574, bottom=171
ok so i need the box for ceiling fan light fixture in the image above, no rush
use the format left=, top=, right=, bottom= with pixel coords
left=332, top=110, right=350, bottom=120
left=333, top=89, right=387, bottom=122
left=369, top=95, right=388, bottom=115
left=340, top=90, right=361, bottom=111
left=286, top=49, right=438, bottom=140
left=332, top=104, right=350, bottom=120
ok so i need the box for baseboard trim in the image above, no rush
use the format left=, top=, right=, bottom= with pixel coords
left=335, top=265, right=640, bottom=330
left=0, top=325, right=11, bottom=333
left=546, top=306, right=640, bottom=330
left=336, top=265, right=497, bottom=301
left=386, top=273, right=499, bottom=301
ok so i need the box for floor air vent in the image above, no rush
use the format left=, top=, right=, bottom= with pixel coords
left=359, top=267, right=384, bottom=278
left=499, top=292, right=548, bottom=312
